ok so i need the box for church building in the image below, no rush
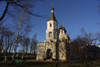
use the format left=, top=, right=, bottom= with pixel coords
left=36, top=6, right=70, bottom=61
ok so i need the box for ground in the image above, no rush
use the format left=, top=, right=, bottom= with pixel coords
left=1, top=59, right=100, bottom=67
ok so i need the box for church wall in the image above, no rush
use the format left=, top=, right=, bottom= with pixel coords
left=46, top=20, right=58, bottom=41
left=36, top=43, right=45, bottom=60
left=59, top=42, right=66, bottom=61
left=36, top=7, right=70, bottom=61
left=47, top=20, right=58, bottom=30
left=36, top=42, right=57, bottom=60
left=45, top=42, right=57, bottom=59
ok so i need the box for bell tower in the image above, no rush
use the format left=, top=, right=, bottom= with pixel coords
left=45, top=4, right=58, bottom=42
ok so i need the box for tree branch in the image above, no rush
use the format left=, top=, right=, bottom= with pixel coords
left=0, top=2, right=9, bottom=21
left=13, top=2, right=45, bottom=18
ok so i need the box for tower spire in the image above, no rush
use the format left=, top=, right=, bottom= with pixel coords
left=48, top=3, right=57, bottom=21
left=51, top=3, right=54, bottom=13
left=52, top=3, right=54, bottom=8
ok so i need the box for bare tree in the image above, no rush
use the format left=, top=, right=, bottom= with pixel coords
left=11, top=1, right=35, bottom=60
left=24, top=37, right=30, bottom=53
left=3, top=30, right=14, bottom=61
left=71, top=37, right=87, bottom=62
left=71, top=28, right=96, bottom=67
left=0, top=23, right=14, bottom=61
left=30, top=34, right=37, bottom=54
left=12, top=2, right=28, bottom=60
left=0, top=26, right=7, bottom=61
left=0, top=0, right=45, bottom=21
left=0, top=27, right=7, bottom=52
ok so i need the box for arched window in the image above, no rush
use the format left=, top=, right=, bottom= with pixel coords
left=49, top=32, right=52, bottom=38
left=50, top=23, right=52, bottom=27
left=54, top=22, right=55, bottom=27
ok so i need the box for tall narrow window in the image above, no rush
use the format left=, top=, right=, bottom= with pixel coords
left=50, top=23, right=52, bottom=27
left=54, top=23, right=55, bottom=27
left=49, top=32, right=52, bottom=38
left=54, top=32, right=56, bottom=38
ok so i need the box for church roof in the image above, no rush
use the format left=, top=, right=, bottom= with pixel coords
left=59, top=25, right=67, bottom=33
left=59, top=25, right=63, bottom=29
left=48, top=7, right=57, bottom=22
left=48, top=13, right=57, bottom=21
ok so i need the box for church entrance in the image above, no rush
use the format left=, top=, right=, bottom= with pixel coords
left=46, top=49, right=52, bottom=59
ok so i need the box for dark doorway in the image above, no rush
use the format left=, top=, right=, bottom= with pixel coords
left=46, top=49, right=52, bottom=59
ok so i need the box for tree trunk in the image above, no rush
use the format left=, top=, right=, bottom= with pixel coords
left=4, top=51, right=7, bottom=61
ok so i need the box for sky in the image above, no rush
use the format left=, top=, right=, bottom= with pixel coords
left=30, top=0, right=100, bottom=42
left=0, top=0, right=100, bottom=43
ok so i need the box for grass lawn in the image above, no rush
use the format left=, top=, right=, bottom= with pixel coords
left=1, top=59, right=100, bottom=67
left=0, top=62, right=53, bottom=67
left=0, top=60, right=57, bottom=67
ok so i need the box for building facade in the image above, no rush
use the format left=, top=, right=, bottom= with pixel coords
left=36, top=7, right=70, bottom=61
